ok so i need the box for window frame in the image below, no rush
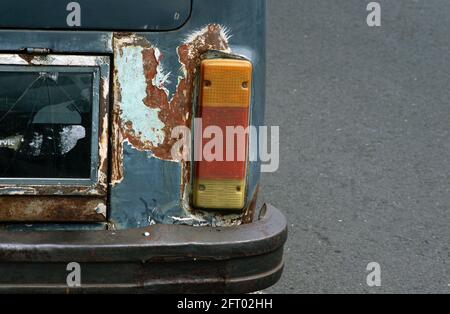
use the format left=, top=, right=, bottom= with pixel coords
left=0, top=54, right=110, bottom=197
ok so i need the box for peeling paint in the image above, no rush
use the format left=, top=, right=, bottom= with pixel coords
left=109, top=25, right=256, bottom=227
left=111, top=24, right=231, bottom=185
left=114, top=39, right=166, bottom=148
left=152, top=48, right=171, bottom=94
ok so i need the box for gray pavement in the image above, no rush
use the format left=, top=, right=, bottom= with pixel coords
left=262, top=0, right=450, bottom=293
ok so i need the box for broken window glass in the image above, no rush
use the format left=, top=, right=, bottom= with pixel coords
left=0, top=69, right=94, bottom=179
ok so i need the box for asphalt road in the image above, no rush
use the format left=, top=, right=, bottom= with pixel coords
left=262, top=0, right=450, bottom=293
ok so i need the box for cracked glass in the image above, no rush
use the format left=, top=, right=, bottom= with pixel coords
left=0, top=69, right=93, bottom=179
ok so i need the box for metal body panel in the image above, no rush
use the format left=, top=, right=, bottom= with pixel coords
left=0, top=0, right=266, bottom=229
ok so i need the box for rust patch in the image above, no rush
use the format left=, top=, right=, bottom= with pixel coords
left=111, top=24, right=230, bottom=185
left=146, top=24, right=230, bottom=159
left=0, top=196, right=106, bottom=222
left=242, top=186, right=260, bottom=224
left=97, top=76, right=110, bottom=192
left=111, top=96, right=124, bottom=186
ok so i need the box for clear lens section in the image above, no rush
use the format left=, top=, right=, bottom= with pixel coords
left=0, top=70, right=93, bottom=179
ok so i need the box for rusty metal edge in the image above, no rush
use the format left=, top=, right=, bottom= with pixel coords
left=0, top=196, right=107, bottom=222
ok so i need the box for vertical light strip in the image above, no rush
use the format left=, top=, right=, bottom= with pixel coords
left=193, top=59, right=252, bottom=210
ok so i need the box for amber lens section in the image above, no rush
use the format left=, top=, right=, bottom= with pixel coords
left=193, top=59, right=252, bottom=210
left=200, top=59, right=252, bottom=108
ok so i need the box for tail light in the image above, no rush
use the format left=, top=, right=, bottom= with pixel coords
left=193, top=58, right=252, bottom=210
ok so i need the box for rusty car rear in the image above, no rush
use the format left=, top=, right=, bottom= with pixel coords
left=0, top=0, right=286, bottom=293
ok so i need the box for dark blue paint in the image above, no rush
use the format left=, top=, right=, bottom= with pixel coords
left=110, top=144, right=182, bottom=229
left=0, top=0, right=191, bottom=31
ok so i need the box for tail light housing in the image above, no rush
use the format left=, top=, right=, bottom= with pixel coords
left=193, top=58, right=252, bottom=210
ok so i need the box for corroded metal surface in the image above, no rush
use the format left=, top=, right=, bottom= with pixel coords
left=108, top=25, right=260, bottom=228
left=111, top=24, right=230, bottom=184
left=0, top=196, right=106, bottom=222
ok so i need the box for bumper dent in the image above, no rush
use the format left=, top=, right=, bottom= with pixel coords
left=0, top=204, right=287, bottom=293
